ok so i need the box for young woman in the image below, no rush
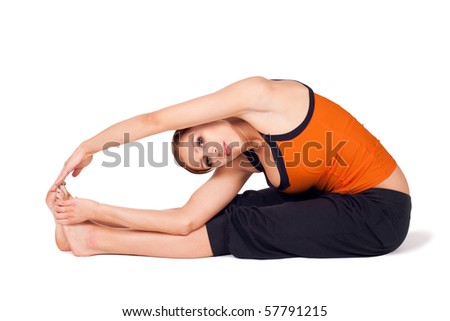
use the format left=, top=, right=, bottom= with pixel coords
left=46, top=77, right=411, bottom=259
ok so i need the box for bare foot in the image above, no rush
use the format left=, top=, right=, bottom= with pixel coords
left=56, top=185, right=99, bottom=256
left=62, top=223, right=100, bottom=257
left=54, top=185, right=99, bottom=256
left=54, top=184, right=71, bottom=251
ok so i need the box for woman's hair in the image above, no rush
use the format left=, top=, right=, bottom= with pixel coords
left=172, top=128, right=214, bottom=174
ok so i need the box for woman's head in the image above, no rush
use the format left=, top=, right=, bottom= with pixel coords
left=172, top=120, right=243, bottom=174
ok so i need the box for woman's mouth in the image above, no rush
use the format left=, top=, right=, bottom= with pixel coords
left=223, top=142, right=230, bottom=157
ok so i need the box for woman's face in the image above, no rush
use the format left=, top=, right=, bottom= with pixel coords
left=177, top=120, right=244, bottom=172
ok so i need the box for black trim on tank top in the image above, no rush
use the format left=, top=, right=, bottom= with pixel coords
left=262, top=79, right=315, bottom=190
left=262, top=137, right=291, bottom=190
left=243, top=150, right=264, bottom=172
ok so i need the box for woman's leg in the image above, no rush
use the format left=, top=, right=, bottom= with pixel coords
left=53, top=185, right=213, bottom=258
left=207, top=188, right=411, bottom=259
left=206, top=187, right=322, bottom=256
left=62, top=223, right=213, bottom=258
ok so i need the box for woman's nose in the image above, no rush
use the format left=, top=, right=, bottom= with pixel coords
left=208, top=145, right=219, bottom=156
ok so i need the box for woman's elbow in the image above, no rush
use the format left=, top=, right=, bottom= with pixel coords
left=171, top=217, right=196, bottom=236
left=174, top=221, right=195, bottom=236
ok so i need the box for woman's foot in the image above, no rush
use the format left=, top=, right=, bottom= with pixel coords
left=62, top=223, right=100, bottom=257
left=54, top=184, right=71, bottom=251
left=55, top=225, right=70, bottom=251
left=53, top=184, right=100, bottom=256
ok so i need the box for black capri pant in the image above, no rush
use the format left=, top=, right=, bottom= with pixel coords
left=206, top=187, right=411, bottom=259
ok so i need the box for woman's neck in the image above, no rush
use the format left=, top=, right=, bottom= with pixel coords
left=227, top=117, right=264, bottom=150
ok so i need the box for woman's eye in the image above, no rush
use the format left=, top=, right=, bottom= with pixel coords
left=197, top=137, right=203, bottom=147
left=205, top=157, right=212, bottom=167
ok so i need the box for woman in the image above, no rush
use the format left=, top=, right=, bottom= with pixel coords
left=46, top=77, right=411, bottom=259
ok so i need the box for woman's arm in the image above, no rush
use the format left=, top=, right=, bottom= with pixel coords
left=54, top=166, right=253, bottom=235
left=85, top=76, right=271, bottom=153
left=51, top=76, right=270, bottom=189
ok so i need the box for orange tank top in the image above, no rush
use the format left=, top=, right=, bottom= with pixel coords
left=245, top=83, right=397, bottom=194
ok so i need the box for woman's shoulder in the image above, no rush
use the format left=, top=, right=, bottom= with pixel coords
left=240, top=78, right=311, bottom=135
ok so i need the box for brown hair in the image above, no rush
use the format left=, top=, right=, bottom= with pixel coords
left=172, top=128, right=214, bottom=174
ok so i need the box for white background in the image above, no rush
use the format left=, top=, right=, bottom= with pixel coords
left=1, top=0, right=449, bottom=320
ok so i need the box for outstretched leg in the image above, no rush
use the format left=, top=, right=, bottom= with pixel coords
left=63, top=222, right=213, bottom=258
left=52, top=184, right=213, bottom=258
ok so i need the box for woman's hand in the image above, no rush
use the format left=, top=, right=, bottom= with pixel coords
left=53, top=197, right=100, bottom=225
left=50, top=145, right=93, bottom=192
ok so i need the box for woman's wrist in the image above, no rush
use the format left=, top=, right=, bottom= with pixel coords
left=78, top=141, right=93, bottom=156
left=91, top=202, right=105, bottom=222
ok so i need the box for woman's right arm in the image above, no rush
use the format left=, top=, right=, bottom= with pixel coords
left=51, top=76, right=271, bottom=190
left=54, top=165, right=253, bottom=234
